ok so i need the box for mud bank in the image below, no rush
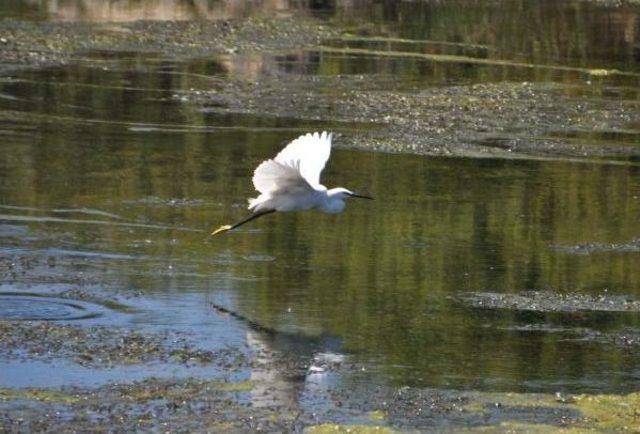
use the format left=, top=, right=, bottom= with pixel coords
left=1, top=13, right=638, bottom=161
left=0, top=16, right=337, bottom=69
left=2, top=374, right=640, bottom=432
left=458, top=291, right=640, bottom=314
left=2, top=281, right=640, bottom=432
left=183, top=78, right=640, bottom=160
left=0, top=320, right=230, bottom=366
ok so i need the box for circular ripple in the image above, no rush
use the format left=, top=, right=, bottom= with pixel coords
left=0, top=293, right=105, bottom=321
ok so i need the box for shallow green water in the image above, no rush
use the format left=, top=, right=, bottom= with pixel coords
left=1, top=0, right=640, bottom=394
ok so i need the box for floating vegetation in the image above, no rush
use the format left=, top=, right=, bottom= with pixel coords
left=553, top=239, right=640, bottom=255
left=457, top=291, right=640, bottom=313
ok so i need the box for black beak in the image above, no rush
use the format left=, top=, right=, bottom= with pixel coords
left=349, top=192, right=374, bottom=200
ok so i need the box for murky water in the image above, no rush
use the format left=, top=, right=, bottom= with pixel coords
left=1, top=0, right=640, bottom=396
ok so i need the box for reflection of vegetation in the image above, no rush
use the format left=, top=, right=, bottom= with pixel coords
left=248, top=153, right=640, bottom=391
left=6, top=0, right=336, bottom=22
left=1, top=1, right=640, bottom=393
left=1, top=56, right=640, bottom=391
left=335, top=0, right=639, bottom=73
left=297, top=0, right=640, bottom=90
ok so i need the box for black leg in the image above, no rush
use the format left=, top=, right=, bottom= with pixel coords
left=211, top=209, right=276, bottom=236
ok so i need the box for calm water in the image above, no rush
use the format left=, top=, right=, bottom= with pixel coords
left=1, top=0, right=640, bottom=393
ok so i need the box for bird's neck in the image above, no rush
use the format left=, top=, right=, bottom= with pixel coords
left=321, top=188, right=346, bottom=213
left=326, top=187, right=346, bottom=197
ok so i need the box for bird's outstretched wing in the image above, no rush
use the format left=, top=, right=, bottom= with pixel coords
left=251, top=159, right=311, bottom=195
left=252, top=132, right=332, bottom=194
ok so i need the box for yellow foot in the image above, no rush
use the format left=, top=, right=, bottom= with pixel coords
left=211, top=225, right=232, bottom=236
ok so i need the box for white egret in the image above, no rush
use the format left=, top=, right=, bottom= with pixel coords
left=211, top=131, right=373, bottom=236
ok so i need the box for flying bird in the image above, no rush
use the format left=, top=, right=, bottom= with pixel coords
left=211, top=131, right=373, bottom=236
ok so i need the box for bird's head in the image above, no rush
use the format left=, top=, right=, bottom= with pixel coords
left=327, top=187, right=374, bottom=201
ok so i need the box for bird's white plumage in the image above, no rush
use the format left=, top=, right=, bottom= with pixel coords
left=211, top=131, right=371, bottom=235
left=250, top=132, right=333, bottom=212
left=251, top=160, right=310, bottom=196
left=253, top=131, right=332, bottom=192
left=275, top=131, right=332, bottom=187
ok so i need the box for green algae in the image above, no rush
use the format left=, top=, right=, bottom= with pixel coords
left=0, top=388, right=79, bottom=404
left=463, top=392, right=559, bottom=412
left=119, top=380, right=254, bottom=402
left=462, top=390, right=640, bottom=432
left=369, top=410, right=387, bottom=421
left=2, top=381, right=640, bottom=432
left=463, top=421, right=587, bottom=433
left=305, top=424, right=398, bottom=434
left=209, top=380, right=254, bottom=392
left=573, top=392, right=640, bottom=432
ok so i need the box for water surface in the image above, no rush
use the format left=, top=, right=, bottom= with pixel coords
left=1, top=0, right=640, bottom=395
